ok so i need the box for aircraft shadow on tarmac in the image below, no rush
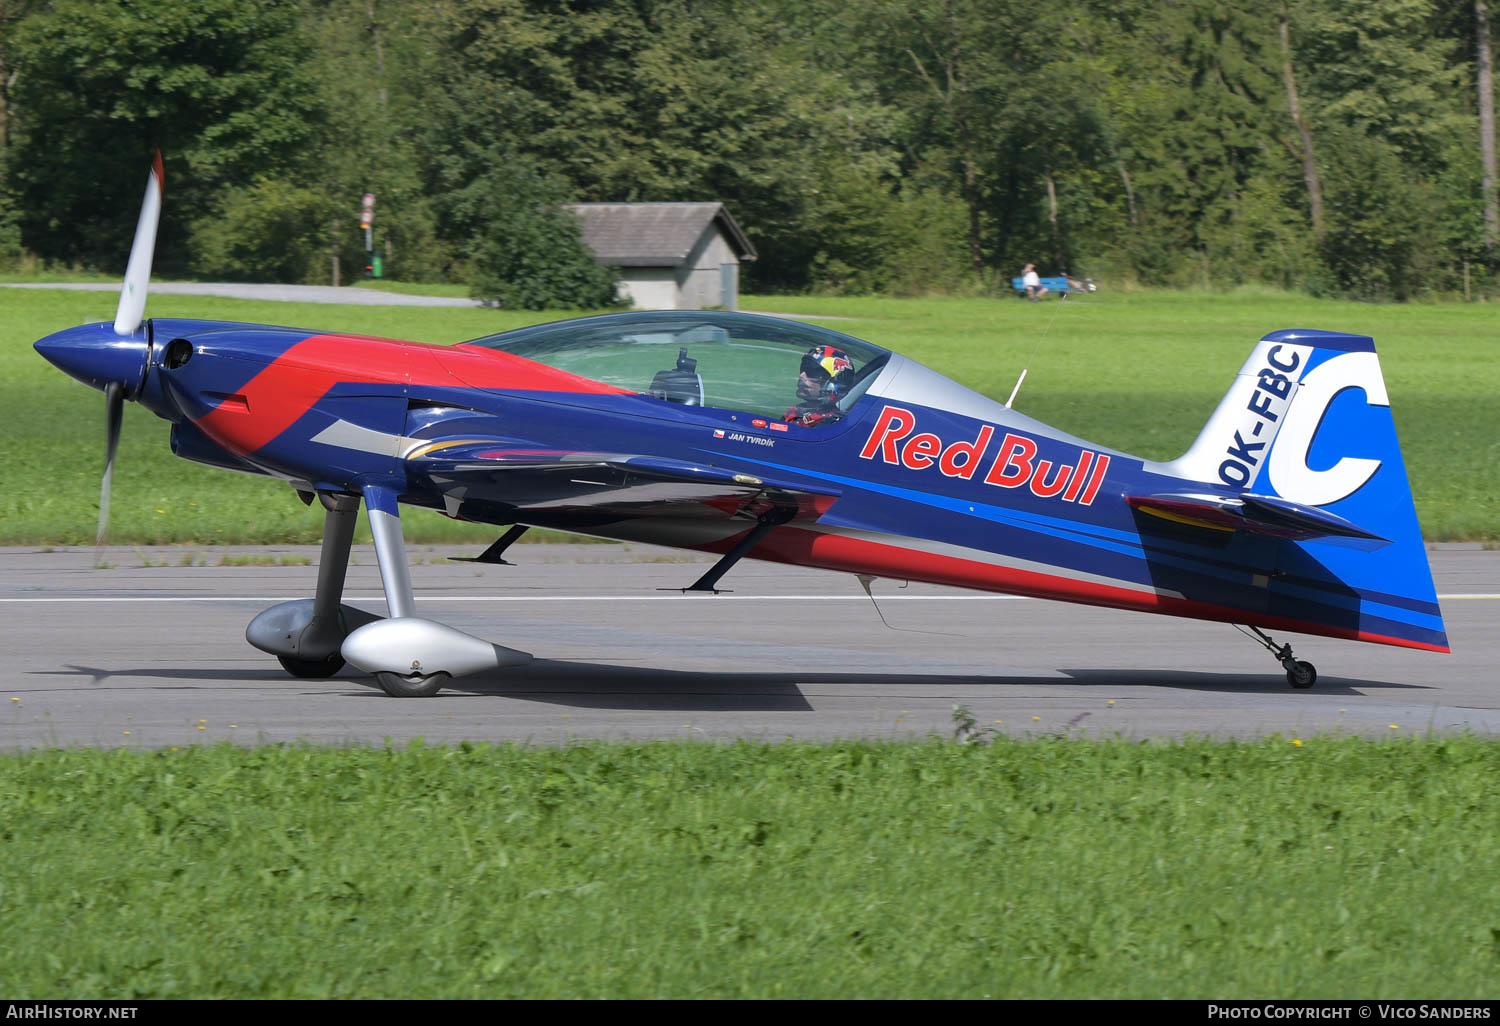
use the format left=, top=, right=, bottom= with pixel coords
left=40, top=665, right=295, bottom=686
left=30, top=660, right=1432, bottom=710
left=430, top=661, right=1433, bottom=707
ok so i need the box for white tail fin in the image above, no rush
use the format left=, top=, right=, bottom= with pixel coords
left=1164, top=329, right=1388, bottom=507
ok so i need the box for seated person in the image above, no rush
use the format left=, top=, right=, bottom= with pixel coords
left=786, top=345, right=855, bottom=427
left=1022, top=263, right=1048, bottom=301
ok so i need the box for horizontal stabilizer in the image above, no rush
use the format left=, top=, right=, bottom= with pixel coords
left=1126, top=491, right=1388, bottom=547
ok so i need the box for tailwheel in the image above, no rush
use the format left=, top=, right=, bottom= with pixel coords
left=278, top=653, right=345, bottom=679
left=1237, top=625, right=1319, bottom=690
left=374, top=670, right=451, bottom=698
left=1284, top=659, right=1317, bottom=690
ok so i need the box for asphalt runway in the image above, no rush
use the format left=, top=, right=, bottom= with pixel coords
left=1, top=543, right=1494, bottom=750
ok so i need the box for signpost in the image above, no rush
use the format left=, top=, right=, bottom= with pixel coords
left=360, top=193, right=376, bottom=278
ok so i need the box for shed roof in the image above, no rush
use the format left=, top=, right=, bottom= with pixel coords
left=565, top=202, right=757, bottom=267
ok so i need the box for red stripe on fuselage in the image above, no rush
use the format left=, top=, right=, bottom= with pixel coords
left=194, top=334, right=630, bottom=455
left=690, top=526, right=1449, bottom=653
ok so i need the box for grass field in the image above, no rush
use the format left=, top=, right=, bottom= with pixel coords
left=0, top=734, right=1496, bottom=999
left=1, top=284, right=1495, bottom=544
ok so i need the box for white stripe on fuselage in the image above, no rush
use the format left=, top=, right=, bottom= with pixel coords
left=308, top=419, right=427, bottom=458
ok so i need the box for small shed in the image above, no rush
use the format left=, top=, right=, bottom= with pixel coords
left=565, top=202, right=757, bottom=310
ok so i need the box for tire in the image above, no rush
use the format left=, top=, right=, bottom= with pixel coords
left=1285, top=661, right=1317, bottom=689
left=278, top=653, right=346, bottom=678
left=374, top=670, right=450, bottom=698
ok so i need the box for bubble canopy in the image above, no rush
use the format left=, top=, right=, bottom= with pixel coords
left=460, top=311, right=891, bottom=419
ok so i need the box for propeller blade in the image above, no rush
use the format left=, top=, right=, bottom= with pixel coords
left=113, top=151, right=164, bottom=337
left=97, top=382, right=124, bottom=549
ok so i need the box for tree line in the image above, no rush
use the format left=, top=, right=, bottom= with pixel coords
left=1, top=0, right=1496, bottom=305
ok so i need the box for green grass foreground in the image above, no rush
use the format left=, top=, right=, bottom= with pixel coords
left=1, top=736, right=1497, bottom=998
left=2, top=285, right=1496, bottom=543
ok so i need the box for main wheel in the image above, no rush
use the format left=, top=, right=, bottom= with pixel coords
left=374, top=670, right=451, bottom=698
left=1285, top=660, right=1317, bottom=689
left=278, top=653, right=345, bottom=678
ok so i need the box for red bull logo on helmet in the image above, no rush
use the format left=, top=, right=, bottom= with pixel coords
left=803, top=346, right=853, bottom=379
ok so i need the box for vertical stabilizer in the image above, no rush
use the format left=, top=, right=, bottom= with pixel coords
left=1159, top=329, right=1445, bottom=651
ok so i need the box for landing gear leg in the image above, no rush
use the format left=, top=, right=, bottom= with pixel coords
left=364, top=485, right=439, bottom=696
left=247, top=491, right=379, bottom=677
left=277, top=492, right=360, bottom=677
left=1242, top=626, right=1317, bottom=689
left=340, top=483, right=531, bottom=697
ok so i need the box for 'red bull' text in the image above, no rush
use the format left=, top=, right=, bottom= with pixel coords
left=858, top=405, right=1110, bottom=505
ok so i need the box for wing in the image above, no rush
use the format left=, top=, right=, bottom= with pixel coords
left=407, top=443, right=840, bottom=525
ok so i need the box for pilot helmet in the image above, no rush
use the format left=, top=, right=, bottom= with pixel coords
left=800, top=345, right=855, bottom=398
